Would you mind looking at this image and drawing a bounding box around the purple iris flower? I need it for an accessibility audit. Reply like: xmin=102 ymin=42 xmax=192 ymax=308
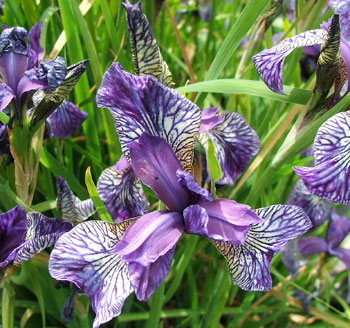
xmin=198 ymin=107 xmax=260 ymax=185
xmin=0 ymin=205 xmax=72 ymax=269
xmin=253 ymin=15 xmax=350 ymax=96
xmin=49 ymin=133 xmax=312 ymax=327
xmin=299 ymin=212 xmax=350 ymax=270
xmin=0 ymin=23 xmax=46 ymax=112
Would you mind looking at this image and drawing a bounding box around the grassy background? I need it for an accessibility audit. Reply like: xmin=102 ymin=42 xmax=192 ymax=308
xmin=1 ymin=0 xmax=350 ymax=327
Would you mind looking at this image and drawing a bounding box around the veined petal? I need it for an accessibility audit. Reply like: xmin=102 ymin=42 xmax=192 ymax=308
xmin=197 ymin=199 xmax=262 ymax=244
xmin=213 ymin=205 xmax=312 ymax=291
xmin=253 ymin=29 xmax=327 ymax=94
xmin=128 ymin=247 xmax=175 ymax=301
xmin=114 ymin=210 xmax=183 ymax=266
xmin=0 ymin=205 xmax=26 ymax=265
xmin=331 ymin=0 xmax=350 ymax=40
xmin=199 ymin=110 xmax=260 ymax=185
xmin=96 ymin=63 xmax=201 ymax=172
xmin=97 ymin=158 xmax=148 ymax=222
xmin=0 ymin=26 xmax=27 ymax=55
xmin=56 ymin=176 xmax=96 ymax=223
xmin=298 ymin=237 xmax=328 ymax=255
xmin=287 ymin=180 xmax=333 ymax=227
xmin=129 ymin=134 xmax=189 ymax=212
xmin=123 ymin=1 xmax=173 ymax=87
xmin=0 ymin=83 xmax=14 ymax=111
xmin=326 ymin=212 xmax=350 ymax=249
xmin=47 ymin=100 xmax=87 ymax=138
xmin=294 ymin=111 xmax=350 ymax=204
xmin=49 ymin=220 xmax=134 ymax=328
xmin=10 ymin=212 xmax=73 ymax=265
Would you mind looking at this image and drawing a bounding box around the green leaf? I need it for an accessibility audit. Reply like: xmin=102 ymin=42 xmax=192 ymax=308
xmin=85 ymin=166 xmax=113 ymax=222
xmin=176 ymin=79 xmax=312 ymax=105
xmin=0 ymin=111 xmax=10 ymax=124
xmin=146 ymin=282 xmax=165 ymax=328
xmin=40 ymin=6 xmax=59 ymax=52
xmin=30 ymin=265 xmax=46 ymax=328
xmin=206 ymin=137 xmax=222 ymax=183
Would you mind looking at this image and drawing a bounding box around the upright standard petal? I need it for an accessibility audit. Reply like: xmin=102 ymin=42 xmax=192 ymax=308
xmin=199 ymin=110 xmax=260 ymax=185
xmin=331 ymin=0 xmax=350 ymax=40
xmin=114 ymin=210 xmax=183 ymax=266
xmin=5 ymin=212 xmax=73 ymax=266
xmin=129 ymin=134 xmax=189 ymax=211
xmin=213 ymin=205 xmax=312 ymax=291
xmin=123 ymin=1 xmax=174 ymax=87
xmin=47 ymin=100 xmax=87 ymax=138
xmin=96 ymin=63 xmax=201 ymax=172
xmin=49 ymin=220 xmax=134 ymax=328
xmin=287 ymin=180 xmax=333 ymax=227
xmin=326 ymin=213 xmax=350 ymax=249
xmin=0 ymin=205 xmax=26 ymax=265
xmin=253 ymin=29 xmax=327 ymax=93
xmin=56 ymin=176 xmax=96 ymax=223
xmin=97 ymin=158 xmax=148 ymax=222
xmin=294 ymin=111 xmax=350 ymax=204
xmin=28 ymin=22 xmax=44 ymax=64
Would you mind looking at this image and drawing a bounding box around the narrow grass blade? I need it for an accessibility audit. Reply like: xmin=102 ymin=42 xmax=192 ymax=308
xmin=146 ymin=282 xmax=165 ymax=328
xmin=85 ymin=166 xmax=113 ymax=222
xmin=2 ymin=279 xmax=15 ymax=328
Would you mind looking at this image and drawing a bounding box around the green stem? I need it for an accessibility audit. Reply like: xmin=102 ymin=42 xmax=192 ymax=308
xmin=145 ymin=282 xmax=165 ymax=328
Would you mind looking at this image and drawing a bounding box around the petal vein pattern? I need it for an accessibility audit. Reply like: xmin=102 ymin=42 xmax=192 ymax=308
xmin=49 ymin=220 xmax=134 ymax=328
xmin=96 ymin=63 xmax=201 ymax=172
xmin=294 ymin=111 xmax=350 ymax=203
xmin=212 ymin=205 xmax=311 ymax=291
xmin=253 ymin=30 xmax=327 ymax=94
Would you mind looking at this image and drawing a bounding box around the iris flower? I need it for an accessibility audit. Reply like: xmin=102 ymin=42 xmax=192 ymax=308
xmin=48 ymin=58 xmax=312 ymax=328
xmin=0 ymin=23 xmax=87 ymax=137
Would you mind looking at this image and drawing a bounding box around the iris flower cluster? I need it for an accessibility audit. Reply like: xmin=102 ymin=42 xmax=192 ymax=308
xmin=0 ymin=2 xmax=315 ymax=327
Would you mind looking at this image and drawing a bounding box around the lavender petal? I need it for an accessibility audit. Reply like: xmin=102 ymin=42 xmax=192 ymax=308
xmin=96 ymin=63 xmax=201 ymax=172
xmin=253 ymin=29 xmax=327 ymax=94
xmin=49 ymin=220 xmax=134 ymax=328
xmin=0 ymin=82 xmax=14 ymax=111
xmin=97 ymin=159 xmax=148 ymax=222
xmin=298 ymin=237 xmax=328 ymax=255
xmin=47 ymin=100 xmax=87 ymax=138
xmin=213 ymin=205 xmax=312 ymax=291
xmin=294 ymin=111 xmax=350 ymax=204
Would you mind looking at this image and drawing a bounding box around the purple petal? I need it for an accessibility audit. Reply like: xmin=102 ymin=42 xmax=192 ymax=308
xmin=189 ymin=199 xmax=262 ymax=244
xmin=56 ymin=176 xmax=96 ymax=223
xmin=0 ymin=26 xmax=27 ymax=55
xmin=129 ymin=134 xmax=189 ymax=212
xmin=330 ymin=247 xmax=350 ymax=269
xmin=287 ymin=180 xmax=333 ymax=227
xmin=182 ymin=205 xmax=209 ymax=236
xmin=198 ymin=0 xmax=212 ymax=22
xmin=176 ymin=169 xmax=212 ymax=203
xmin=7 ymin=212 xmax=73 ymax=266
xmin=40 ymin=57 xmax=67 ymax=92
xmin=17 ymin=66 xmax=48 ymax=99
xmin=298 ymin=237 xmax=328 ymax=255
xmin=253 ymin=29 xmax=327 ymax=94
xmin=28 ymin=22 xmax=44 ymax=64
xmin=331 ymin=0 xmax=350 ymax=40
xmin=294 ymin=111 xmax=350 ymax=204
xmin=0 ymin=52 xmax=29 ymax=94
xmin=128 ymin=247 xmax=175 ymax=301
xmin=49 ymin=220 xmax=134 ymax=328
xmin=326 ymin=212 xmax=350 ymax=249
xmin=0 ymin=205 xmax=26 ymax=264
xmin=115 ymin=210 xmax=183 ymax=266
xmin=47 ymin=100 xmax=87 ymax=138
xmin=199 ymin=107 xmax=222 ymax=133
xmin=0 ymin=83 xmax=14 ymax=111
xmin=122 ymin=1 xmax=173 ymax=87
xmin=199 ymin=111 xmax=260 ymax=185
xmin=213 ymin=205 xmax=312 ymax=291
xmin=96 ymin=63 xmax=201 ymax=172
xmin=97 ymin=160 xmax=148 ymax=222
